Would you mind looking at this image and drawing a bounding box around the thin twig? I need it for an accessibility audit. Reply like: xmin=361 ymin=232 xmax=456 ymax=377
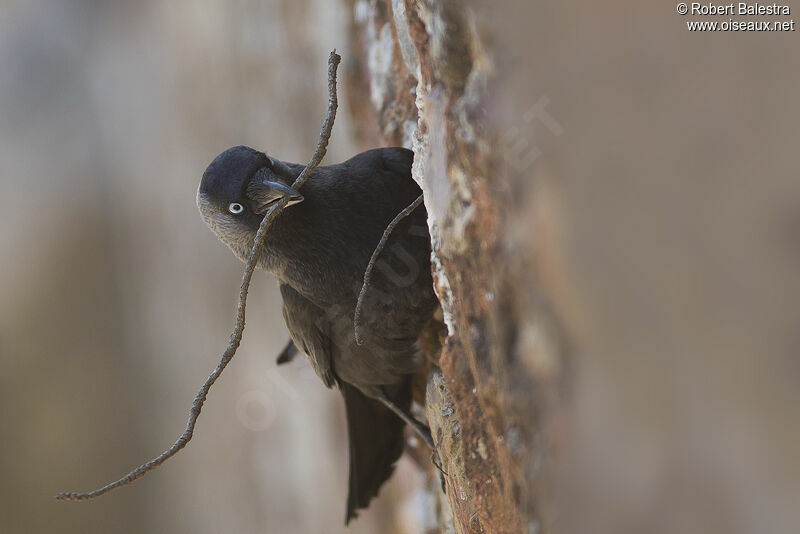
xmin=56 ymin=49 xmax=341 ymax=502
xmin=354 ymin=193 xmax=424 ymax=346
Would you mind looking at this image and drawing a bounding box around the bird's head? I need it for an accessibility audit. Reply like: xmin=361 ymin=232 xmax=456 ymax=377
xmin=197 ymin=145 xmax=304 ymax=263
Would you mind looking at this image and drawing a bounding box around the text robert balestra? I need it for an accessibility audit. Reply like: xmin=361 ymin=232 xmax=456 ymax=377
xmin=690 ymin=3 xmax=791 ymax=15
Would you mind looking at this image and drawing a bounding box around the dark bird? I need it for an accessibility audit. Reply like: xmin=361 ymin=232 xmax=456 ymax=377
xmin=197 ymin=146 xmax=438 ymax=524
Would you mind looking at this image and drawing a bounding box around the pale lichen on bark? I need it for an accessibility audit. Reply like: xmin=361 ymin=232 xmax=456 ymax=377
xmin=344 ymin=1 xmax=565 ymax=532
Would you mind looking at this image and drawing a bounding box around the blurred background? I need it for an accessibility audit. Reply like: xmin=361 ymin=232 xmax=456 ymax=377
xmin=2 ymin=1 xmax=800 ymax=533
xmin=499 ymin=4 xmax=800 ymax=533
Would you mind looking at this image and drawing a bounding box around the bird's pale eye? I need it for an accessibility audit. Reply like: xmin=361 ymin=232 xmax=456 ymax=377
xmin=228 ymin=202 xmax=244 ymax=215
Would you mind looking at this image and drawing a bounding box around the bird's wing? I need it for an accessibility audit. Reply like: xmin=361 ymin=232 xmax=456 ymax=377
xmin=279 ymin=283 xmax=336 ymax=388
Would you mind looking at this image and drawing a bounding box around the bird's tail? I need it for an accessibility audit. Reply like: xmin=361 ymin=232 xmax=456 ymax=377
xmin=341 ymin=379 xmax=411 ymax=525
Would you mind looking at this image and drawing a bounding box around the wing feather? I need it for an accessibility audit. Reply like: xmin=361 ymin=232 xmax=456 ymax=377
xmin=279 ymin=283 xmax=335 ymax=388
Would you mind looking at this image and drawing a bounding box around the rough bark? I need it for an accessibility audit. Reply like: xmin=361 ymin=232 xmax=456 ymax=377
xmin=344 ymin=1 xmax=564 ymax=532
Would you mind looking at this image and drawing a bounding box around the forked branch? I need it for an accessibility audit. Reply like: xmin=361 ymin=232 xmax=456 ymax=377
xmin=56 ymin=50 xmax=341 ymax=502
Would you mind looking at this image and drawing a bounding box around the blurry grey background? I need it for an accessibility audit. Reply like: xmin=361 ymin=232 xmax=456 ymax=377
xmin=0 ymin=1 xmax=427 ymax=533
xmin=491 ymin=3 xmax=800 ymax=533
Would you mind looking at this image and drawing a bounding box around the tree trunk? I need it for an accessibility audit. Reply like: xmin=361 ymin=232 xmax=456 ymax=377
xmin=343 ymin=1 xmax=564 ymax=532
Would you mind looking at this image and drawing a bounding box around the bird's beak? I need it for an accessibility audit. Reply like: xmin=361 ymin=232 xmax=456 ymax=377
xmin=268 ymin=180 xmax=305 ymax=205
xmin=248 ymin=178 xmax=304 ymax=213
xmin=264 ymin=182 xmax=304 ymax=206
